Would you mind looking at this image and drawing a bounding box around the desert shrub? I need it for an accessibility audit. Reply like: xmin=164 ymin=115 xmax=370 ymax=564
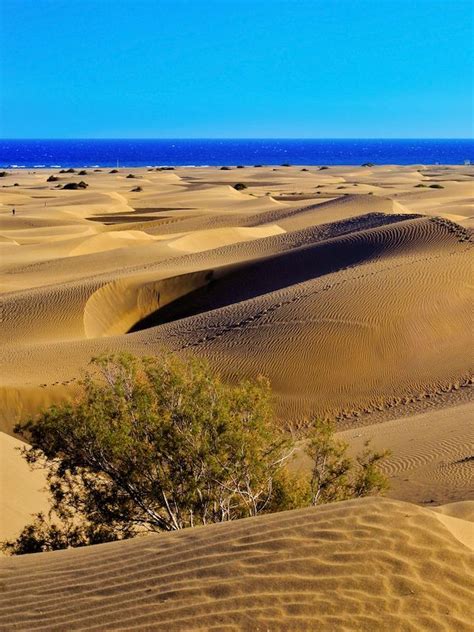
xmin=126 ymin=173 xmax=136 ymax=178
xmin=63 ymin=181 xmax=88 ymax=190
xmin=237 ymin=165 xmax=245 ymax=169
xmin=281 ymin=163 xmax=291 ymax=167
xmin=156 ymin=167 xmax=175 ymax=171
xmin=233 ymin=182 xmax=247 ymax=190
xmin=3 ymin=354 xmax=300 ymax=553
xmin=0 ymin=171 xmax=9 ymax=177
xmin=47 ymin=175 xmax=59 ymax=182
xmin=2 ymin=353 xmax=389 ymax=554
xmin=109 ymin=169 xmax=119 ymax=174
xmin=220 ymin=166 xmax=231 ymax=170
xmin=78 ymin=170 xmax=88 ymax=176
xmin=13 ymin=182 xmax=19 ymax=186
xmin=254 ymin=164 xmax=263 ymax=168
xmin=301 ymin=168 xmax=309 ymax=171
xmin=319 ymin=166 xmax=329 ymax=170
xmin=94 ymin=169 xmax=102 ymax=172
xmin=429 ymin=184 xmax=444 ymax=189
xmin=361 ymin=162 xmax=374 ymax=167
xmin=414 ymin=184 xmax=427 ymax=187
xmin=307 ymin=419 xmax=389 ymax=504
xmin=131 ymin=186 xmax=143 ymax=192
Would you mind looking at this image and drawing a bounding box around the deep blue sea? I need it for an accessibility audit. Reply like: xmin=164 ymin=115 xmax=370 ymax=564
xmin=0 ymin=139 xmax=473 ymax=168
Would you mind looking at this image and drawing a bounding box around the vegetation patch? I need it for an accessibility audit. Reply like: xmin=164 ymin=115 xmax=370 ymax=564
xmin=2 ymin=353 xmax=389 ymax=554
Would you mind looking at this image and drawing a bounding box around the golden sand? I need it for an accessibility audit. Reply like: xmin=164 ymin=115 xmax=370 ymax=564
xmin=0 ymin=165 xmax=472 ymax=629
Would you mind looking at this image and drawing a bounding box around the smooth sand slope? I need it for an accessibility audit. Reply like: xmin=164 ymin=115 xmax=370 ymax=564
xmin=0 ymin=498 xmax=472 ymax=631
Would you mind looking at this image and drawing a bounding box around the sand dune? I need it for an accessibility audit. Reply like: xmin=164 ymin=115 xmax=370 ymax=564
xmin=1 ymin=166 xmax=472 ymax=630
xmin=0 ymin=497 xmax=472 ymax=631
xmin=0 ymin=432 xmax=48 ymax=541
xmin=1 ymin=165 xmax=472 ymax=545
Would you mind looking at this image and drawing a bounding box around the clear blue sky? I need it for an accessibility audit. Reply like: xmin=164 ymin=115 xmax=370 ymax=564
xmin=0 ymin=0 xmax=472 ymax=138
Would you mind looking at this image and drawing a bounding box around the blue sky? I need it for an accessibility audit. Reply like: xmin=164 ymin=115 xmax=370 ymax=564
xmin=0 ymin=0 xmax=472 ymax=138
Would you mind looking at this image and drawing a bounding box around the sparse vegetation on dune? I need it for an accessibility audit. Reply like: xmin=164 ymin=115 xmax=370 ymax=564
xmin=233 ymin=182 xmax=247 ymax=190
xmin=62 ymin=180 xmax=88 ymax=190
xmin=2 ymin=353 xmax=389 ymax=555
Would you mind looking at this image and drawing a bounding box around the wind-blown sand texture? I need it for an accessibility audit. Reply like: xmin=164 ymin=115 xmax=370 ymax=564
xmin=0 ymin=165 xmax=472 ymax=628
xmin=0 ymin=497 xmax=472 ymax=631
xmin=1 ymin=166 xmax=472 ymax=430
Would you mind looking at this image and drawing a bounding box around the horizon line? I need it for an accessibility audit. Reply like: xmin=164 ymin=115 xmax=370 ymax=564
xmin=2 ymin=137 xmax=473 ymax=142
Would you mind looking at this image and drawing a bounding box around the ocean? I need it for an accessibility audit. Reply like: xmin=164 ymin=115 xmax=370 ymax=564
xmin=0 ymin=139 xmax=473 ymax=168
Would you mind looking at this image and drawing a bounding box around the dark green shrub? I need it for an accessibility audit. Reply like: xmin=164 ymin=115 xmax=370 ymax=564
xmin=63 ymin=181 xmax=88 ymax=190
xmin=233 ymin=182 xmax=247 ymax=190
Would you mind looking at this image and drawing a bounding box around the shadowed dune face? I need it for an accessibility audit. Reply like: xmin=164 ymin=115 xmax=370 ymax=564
xmin=0 ymin=497 xmax=472 ymax=631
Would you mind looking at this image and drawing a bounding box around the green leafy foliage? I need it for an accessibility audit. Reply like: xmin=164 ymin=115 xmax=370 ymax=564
xmin=3 ymin=353 xmax=389 ymax=555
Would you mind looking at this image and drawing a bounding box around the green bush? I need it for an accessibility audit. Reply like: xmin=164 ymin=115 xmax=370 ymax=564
xmin=47 ymin=175 xmax=59 ymax=182
xmin=429 ymin=184 xmax=444 ymax=189
xmin=63 ymin=181 xmax=88 ymax=190
xmin=2 ymin=353 xmax=389 ymax=554
xmin=233 ymin=182 xmax=247 ymax=190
